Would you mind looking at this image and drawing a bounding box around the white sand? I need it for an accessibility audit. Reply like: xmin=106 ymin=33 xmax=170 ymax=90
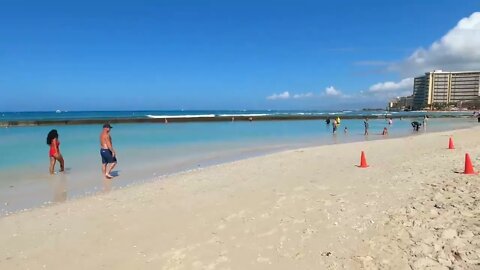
xmin=1 ymin=127 xmax=479 ymax=269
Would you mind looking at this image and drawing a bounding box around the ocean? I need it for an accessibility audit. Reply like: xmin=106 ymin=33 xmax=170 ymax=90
xmin=0 ymin=109 xmax=475 ymax=122
xmin=0 ymin=110 xmax=477 ymax=215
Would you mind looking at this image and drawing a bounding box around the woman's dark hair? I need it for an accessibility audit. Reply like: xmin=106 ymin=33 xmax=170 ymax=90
xmin=46 ymin=129 xmax=59 ymax=145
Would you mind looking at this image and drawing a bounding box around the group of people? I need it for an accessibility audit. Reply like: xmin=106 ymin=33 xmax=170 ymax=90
xmin=326 ymin=116 xmax=390 ymax=136
xmin=45 ymin=114 xmax=456 ymax=176
xmin=325 ymin=115 xmax=434 ymax=135
xmin=46 ymin=123 xmax=118 ymax=178
xmin=364 ymin=117 xmax=390 ymax=136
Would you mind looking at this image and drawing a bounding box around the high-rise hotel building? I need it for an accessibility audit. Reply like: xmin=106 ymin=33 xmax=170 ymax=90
xmin=412 ymin=70 xmax=480 ymax=110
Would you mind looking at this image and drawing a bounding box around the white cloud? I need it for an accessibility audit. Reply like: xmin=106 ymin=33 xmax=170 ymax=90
xmin=267 ymin=91 xmax=315 ymax=100
xmin=391 ymin=12 xmax=480 ymax=76
xmin=368 ymin=77 xmax=413 ymax=94
xmin=324 ymin=86 xmax=351 ymax=98
xmin=267 ymin=91 xmax=290 ymax=100
xmin=293 ymin=92 xmax=313 ymax=99
xmin=324 ymin=86 xmax=341 ymax=96
xmin=361 ymin=12 xmax=480 ymax=101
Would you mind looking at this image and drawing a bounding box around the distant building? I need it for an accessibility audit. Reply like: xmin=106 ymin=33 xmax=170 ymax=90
xmin=388 ymin=95 xmax=413 ymax=111
xmin=412 ymin=70 xmax=480 ymax=110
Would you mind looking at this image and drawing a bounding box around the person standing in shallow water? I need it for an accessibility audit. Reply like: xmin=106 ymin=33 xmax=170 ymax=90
xmin=46 ymin=129 xmax=65 ymax=174
xmin=332 ymin=119 xmax=338 ymax=134
xmin=100 ymin=123 xmax=117 ymax=179
xmin=364 ymin=118 xmax=369 ymax=135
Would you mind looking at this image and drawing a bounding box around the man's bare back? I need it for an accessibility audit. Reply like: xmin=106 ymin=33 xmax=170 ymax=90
xmin=100 ymin=130 xmax=113 ymax=150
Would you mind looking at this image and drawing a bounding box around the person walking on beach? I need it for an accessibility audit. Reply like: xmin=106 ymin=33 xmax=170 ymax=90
xmin=364 ymin=118 xmax=369 ymax=135
xmin=100 ymin=123 xmax=117 ymax=179
xmin=46 ymin=129 xmax=65 ymax=174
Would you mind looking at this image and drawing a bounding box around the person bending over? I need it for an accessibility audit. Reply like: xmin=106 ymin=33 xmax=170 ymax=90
xmin=411 ymin=121 xmax=421 ymax=132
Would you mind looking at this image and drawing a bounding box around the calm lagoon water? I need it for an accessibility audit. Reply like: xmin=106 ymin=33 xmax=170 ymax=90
xmin=0 ymin=117 xmax=476 ymax=215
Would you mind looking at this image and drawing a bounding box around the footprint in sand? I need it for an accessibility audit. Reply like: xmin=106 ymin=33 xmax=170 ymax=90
xmin=216 ymin=223 xmax=226 ymax=230
xmin=323 ymin=200 xmax=333 ymax=206
xmin=225 ymin=210 xmax=246 ymax=222
xmin=257 ymin=255 xmax=272 ymax=264
xmin=161 ymin=248 xmax=187 ymax=269
xmin=257 ymin=228 xmax=278 ymax=238
xmin=274 ymin=195 xmax=287 ymax=209
xmin=315 ymin=184 xmax=329 ymax=191
xmin=294 ymin=186 xmax=305 ymax=192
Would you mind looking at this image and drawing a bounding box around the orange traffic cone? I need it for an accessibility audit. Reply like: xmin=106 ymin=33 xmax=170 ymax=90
xmin=448 ymin=137 xmax=455 ymax=149
xmin=358 ymin=151 xmax=369 ymax=168
xmin=464 ymin=153 xmax=476 ymax=175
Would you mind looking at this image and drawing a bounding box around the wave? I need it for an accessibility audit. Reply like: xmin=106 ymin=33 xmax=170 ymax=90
xmin=146 ymin=114 xmax=216 ymax=119
xmin=218 ymin=114 xmax=270 ymax=117
xmin=370 ymin=113 xmax=392 ymax=116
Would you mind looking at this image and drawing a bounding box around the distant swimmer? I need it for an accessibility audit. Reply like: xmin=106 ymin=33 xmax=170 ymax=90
xmin=344 ymin=126 xmax=348 ymax=134
xmin=46 ymin=129 xmax=65 ymax=174
xmin=249 ymin=117 xmax=253 ymax=122
xmin=325 ymin=118 xmax=331 ymax=125
xmin=388 ymin=118 xmax=393 ymax=125
xmin=364 ymin=118 xmax=369 ymax=135
xmin=382 ymin=127 xmax=388 ymax=136
xmin=100 ymin=123 xmax=117 ymax=179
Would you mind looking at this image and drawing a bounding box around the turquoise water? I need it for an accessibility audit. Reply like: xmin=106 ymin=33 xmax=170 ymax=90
xmin=0 ymin=117 xmax=477 ymax=215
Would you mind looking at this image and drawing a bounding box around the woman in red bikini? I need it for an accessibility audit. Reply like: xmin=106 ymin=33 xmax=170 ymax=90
xmin=46 ymin=129 xmax=65 ymax=174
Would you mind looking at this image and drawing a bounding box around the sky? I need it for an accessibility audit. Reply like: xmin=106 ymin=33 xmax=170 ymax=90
xmin=0 ymin=0 xmax=479 ymax=111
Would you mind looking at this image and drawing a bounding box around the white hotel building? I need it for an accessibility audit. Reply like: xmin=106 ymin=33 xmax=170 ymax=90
xmin=412 ymin=70 xmax=480 ymax=110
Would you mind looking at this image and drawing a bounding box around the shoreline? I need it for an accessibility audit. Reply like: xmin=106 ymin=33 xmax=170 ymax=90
xmin=1 ymin=126 xmax=479 ymax=269
xmin=1 ymin=113 xmax=476 ymax=127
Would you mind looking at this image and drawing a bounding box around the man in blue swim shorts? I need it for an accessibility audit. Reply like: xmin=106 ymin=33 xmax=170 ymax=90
xmin=100 ymin=123 xmax=117 ymax=179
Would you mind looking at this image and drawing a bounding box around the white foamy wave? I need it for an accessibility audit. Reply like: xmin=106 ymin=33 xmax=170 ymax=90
xmin=218 ymin=114 xmax=270 ymax=117
xmin=146 ymin=114 xmax=216 ymax=119
xmin=371 ymin=113 xmax=392 ymax=116
xmin=294 ymin=112 xmax=323 ymax=115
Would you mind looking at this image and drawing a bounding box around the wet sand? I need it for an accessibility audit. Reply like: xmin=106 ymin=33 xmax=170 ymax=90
xmin=0 ymin=126 xmax=479 ymax=269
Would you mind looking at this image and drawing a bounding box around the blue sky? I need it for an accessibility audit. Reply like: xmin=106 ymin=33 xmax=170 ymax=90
xmin=0 ymin=0 xmax=479 ymax=111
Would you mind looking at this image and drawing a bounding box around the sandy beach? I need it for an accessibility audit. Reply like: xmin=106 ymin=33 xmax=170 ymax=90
xmin=1 ymin=127 xmax=479 ymax=269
